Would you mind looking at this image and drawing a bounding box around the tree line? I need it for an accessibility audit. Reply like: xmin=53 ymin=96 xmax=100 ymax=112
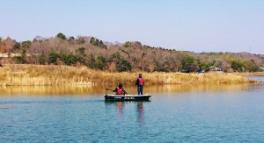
xmin=0 ymin=33 xmax=263 ymax=72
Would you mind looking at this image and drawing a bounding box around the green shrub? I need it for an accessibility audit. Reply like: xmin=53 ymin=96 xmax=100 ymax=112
xmin=90 ymin=37 xmax=107 ymax=48
xmin=38 ymin=53 xmax=47 ymax=65
xmin=48 ymin=52 xmax=60 ymax=64
xmin=95 ymin=56 xmax=107 ymax=70
xmin=116 ymin=59 xmax=132 ymax=72
xmin=87 ymin=54 xmax=96 ymax=68
xmin=56 ymin=33 xmax=66 ymax=40
xmin=243 ymin=60 xmax=260 ymax=72
xmin=181 ymin=55 xmax=199 ymax=72
xmin=124 ymin=41 xmax=132 ymax=48
xmin=61 ymin=54 xmax=79 ymax=65
xmin=231 ymin=60 xmax=244 ymax=72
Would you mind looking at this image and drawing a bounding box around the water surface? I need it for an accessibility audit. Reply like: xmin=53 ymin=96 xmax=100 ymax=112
xmin=0 ymin=82 xmax=264 ymax=143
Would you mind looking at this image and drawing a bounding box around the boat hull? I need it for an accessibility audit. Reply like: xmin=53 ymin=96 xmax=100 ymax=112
xmin=105 ymin=95 xmax=151 ymax=101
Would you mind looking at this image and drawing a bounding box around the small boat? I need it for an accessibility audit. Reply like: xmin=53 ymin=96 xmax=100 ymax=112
xmin=105 ymin=94 xmax=151 ymax=101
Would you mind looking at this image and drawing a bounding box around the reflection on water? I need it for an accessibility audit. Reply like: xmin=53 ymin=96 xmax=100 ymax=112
xmin=0 ymin=83 xmax=255 ymax=96
xmin=0 ymin=86 xmax=105 ymax=96
xmin=136 ymin=102 xmax=144 ymax=124
xmin=117 ymin=102 xmax=124 ymax=115
xmin=105 ymin=101 xmax=145 ymax=125
xmin=105 ymin=102 xmax=125 ymax=119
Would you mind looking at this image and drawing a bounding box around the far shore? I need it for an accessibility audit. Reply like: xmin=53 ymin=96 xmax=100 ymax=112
xmin=0 ymin=64 xmax=258 ymax=87
xmin=238 ymin=72 xmax=264 ymax=76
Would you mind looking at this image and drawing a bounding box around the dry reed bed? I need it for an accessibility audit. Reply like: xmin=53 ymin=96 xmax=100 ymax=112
xmin=0 ymin=64 xmax=253 ymax=86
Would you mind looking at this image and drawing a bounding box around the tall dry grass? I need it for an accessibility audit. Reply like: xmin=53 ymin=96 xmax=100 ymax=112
xmin=0 ymin=64 xmax=253 ymax=87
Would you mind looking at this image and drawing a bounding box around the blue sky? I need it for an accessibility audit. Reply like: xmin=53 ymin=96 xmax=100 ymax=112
xmin=0 ymin=0 xmax=263 ymax=53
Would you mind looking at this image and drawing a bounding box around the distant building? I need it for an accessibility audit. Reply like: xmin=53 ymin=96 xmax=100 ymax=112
xmin=0 ymin=53 xmax=31 ymax=58
xmin=209 ymin=66 xmax=222 ymax=72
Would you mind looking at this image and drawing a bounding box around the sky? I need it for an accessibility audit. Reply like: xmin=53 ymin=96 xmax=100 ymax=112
xmin=0 ymin=0 xmax=264 ymax=54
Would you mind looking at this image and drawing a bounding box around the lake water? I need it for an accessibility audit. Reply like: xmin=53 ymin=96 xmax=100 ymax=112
xmin=0 ymin=79 xmax=264 ymax=143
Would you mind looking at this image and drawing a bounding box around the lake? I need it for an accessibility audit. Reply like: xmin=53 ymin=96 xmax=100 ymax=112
xmin=0 ymin=79 xmax=264 ymax=143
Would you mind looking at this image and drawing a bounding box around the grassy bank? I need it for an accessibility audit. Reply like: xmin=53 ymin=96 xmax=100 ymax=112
xmin=0 ymin=64 xmax=254 ymax=87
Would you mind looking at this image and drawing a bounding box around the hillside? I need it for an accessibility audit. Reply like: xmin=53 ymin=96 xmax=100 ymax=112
xmin=0 ymin=33 xmax=264 ymax=73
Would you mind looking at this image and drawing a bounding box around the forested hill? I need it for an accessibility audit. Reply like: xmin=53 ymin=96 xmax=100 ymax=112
xmin=0 ymin=33 xmax=264 ymax=72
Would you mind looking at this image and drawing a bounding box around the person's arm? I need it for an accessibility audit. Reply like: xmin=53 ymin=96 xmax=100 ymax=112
xmin=123 ymin=89 xmax=128 ymax=95
xmin=113 ymin=88 xmax=117 ymax=92
xmin=135 ymin=79 xmax=139 ymax=86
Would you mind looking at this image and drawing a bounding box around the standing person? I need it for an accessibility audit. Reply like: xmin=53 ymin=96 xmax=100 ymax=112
xmin=136 ymin=74 xmax=144 ymax=95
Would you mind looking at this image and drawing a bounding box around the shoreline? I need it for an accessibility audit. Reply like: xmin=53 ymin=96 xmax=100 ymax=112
xmin=238 ymin=72 xmax=264 ymax=76
xmin=0 ymin=83 xmax=258 ymax=96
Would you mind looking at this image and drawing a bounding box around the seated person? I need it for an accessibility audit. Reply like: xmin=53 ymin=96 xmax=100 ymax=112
xmin=113 ymin=83 xmax=127 ymax=96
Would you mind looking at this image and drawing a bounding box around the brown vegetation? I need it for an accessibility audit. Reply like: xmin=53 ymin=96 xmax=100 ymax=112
xmin=0 ymin=33 xmax=264 ymax=73
xmin=0 ymin=64 xmax=253 ymax=87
